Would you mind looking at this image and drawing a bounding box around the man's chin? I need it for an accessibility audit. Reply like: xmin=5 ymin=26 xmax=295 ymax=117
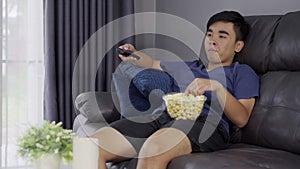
xmin=207 ymin=54 xmax=221 ymax=62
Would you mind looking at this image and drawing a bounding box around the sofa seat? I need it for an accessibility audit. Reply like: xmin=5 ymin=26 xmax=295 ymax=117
xmin=108 ymin=144 xmax=300 ymax=169
xmin=168 ymin=144 xmax=300 ymax=169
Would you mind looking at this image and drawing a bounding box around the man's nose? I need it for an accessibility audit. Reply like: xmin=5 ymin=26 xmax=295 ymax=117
xmin=207 ymin=36 xmax=217 ymax=45
xmin=208 ymin=38 xmax=217 ymax=46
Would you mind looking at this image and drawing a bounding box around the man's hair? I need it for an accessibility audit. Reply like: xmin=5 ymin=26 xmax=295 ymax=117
xmin=207 ymin=11 xmax=249 ymax=42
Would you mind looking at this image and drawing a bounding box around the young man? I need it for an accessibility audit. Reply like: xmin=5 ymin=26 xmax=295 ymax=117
xmin=91 ymin=11 xmax=259 ymax=169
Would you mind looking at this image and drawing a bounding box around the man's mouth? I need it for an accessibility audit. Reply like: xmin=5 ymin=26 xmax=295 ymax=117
xmin=208 ymin=48 xmax=218 ymax=52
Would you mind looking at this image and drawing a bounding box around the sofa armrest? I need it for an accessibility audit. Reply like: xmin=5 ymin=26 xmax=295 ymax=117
xmin=75 ymin=91 xmax=120 ymax=123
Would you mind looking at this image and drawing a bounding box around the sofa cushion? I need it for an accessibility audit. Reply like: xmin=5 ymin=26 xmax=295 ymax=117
xmin=269 ymin=11 xmax=300 ymax=71
xmin=73 ymin=114 xmax=109 ymax=137
xmin=236 ymin=15 xmax=280 ymax=74
xmin=237 ymin=11 xmax=300 ymax=74
xmin=74 ymin=91 xmax=120 ymax=123
xmin=241 ymin=71 xmax=300 ymax=154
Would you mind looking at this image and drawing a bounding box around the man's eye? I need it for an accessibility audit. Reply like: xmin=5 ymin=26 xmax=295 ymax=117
xmin=206 ymin=33 xmax=212 ymax=37
xmin=219 ymin=35 xmax=226 ymax=39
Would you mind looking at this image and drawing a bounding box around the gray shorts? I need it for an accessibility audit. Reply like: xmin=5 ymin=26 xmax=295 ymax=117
xmin=110 ymin=111 xmax=229 ymax=152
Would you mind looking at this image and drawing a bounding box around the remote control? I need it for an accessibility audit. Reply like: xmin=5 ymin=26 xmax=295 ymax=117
xmin=116 ymin=48 xmax=140 ymax=60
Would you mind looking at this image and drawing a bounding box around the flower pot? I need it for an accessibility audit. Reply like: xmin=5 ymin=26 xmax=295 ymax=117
xmin=34 ymin=154 xmax=61 ymax=169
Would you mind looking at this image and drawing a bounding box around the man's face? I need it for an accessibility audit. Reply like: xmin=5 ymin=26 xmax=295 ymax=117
xmin=204 ymin=21 xmax=244 ymax=65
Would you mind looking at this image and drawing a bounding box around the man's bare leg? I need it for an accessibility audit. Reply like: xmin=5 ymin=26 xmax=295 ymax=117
xmin=136 ymin=128 xmax=192 ymax=169
xmin=90 ymin=127 xmax=137 ymax=169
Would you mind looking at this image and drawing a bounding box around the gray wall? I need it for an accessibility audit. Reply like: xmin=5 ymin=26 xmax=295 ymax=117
xmin=134 ymin=0 xmax=156 ymax=51
xmin=156 ymin=0 xmax=300 ymax=32
xmin=134 ymin=0 xmax=300 ymax=60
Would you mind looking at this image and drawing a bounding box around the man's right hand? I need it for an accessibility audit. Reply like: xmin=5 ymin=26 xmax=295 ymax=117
xmin=117 ymin=43 xmax=163 ymax=71
xmin=118 ymin=44 xmax=138 ymax=61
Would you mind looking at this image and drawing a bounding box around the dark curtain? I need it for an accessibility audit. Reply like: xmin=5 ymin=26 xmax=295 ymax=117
xmin=44 ymin=0 xmax=135 ymax=129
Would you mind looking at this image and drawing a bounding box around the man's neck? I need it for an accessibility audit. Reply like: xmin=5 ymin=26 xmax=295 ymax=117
xmin=207 ymin=62 xmax=232 ymax=71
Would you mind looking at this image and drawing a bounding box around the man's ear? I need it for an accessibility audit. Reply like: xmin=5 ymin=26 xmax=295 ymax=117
xmin=235 ymin=41 xmax=244 ymax=53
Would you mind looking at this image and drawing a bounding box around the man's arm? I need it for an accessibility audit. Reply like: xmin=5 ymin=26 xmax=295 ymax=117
xmin=118 ymin=44 xmax=162 ymax=70
xmin=184 ymin=78 xmax=255 ymax=128
xmin=214 ymin=84 xmax=255 ymax=128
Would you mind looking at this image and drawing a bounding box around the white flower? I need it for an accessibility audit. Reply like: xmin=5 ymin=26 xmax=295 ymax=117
xmin=36 ymin=143 xmax=44 ymax=148
xmin=17 ymin=121 xmax=74 ymax=163
xmin=55 ymin=137 xmax=60 ymax=142
xmin=56 ymin=122 xmax=63 ymax=127
xmin=30 ymin=130 xmax=36 ymax=135
xmin=63 ymin=129 xmax=72 ymax=134
xmin=57 ymin=132 xmax=63 ymax=137
xmin=62 ymin=135 xmax=71 ymax=139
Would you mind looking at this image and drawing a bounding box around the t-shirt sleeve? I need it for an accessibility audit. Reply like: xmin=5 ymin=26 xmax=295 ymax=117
xmin=234 ymin=65 xmax=260 ymax=100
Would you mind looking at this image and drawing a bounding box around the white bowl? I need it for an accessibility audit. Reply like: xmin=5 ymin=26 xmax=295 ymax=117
xmin=163 ymin=93 xmax=206 ymax=120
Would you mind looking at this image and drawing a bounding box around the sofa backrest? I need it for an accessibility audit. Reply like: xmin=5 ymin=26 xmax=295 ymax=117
xmin=237 ymin=11 xmax=300 ymax=73
xmin=236 ymin=11 xmax=300 ymax=154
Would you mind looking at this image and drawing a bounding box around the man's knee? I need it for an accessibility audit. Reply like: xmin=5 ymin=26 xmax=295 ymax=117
xmin=90 ymin=126 xmax=137 ymax=159
xmin=139 ymin=138 xmax=167 ymax=158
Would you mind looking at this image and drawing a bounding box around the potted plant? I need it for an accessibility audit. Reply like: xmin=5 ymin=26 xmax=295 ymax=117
xmin=17 ymin=121 xmax=74 ymax=169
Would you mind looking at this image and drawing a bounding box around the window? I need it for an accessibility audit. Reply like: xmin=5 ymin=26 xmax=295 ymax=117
xmin=1 ymin=0 xmax=44 ymax=168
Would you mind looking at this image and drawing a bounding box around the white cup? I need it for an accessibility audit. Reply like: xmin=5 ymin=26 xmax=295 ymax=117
xmin=72 ymin=137 xmax=99 ymax=169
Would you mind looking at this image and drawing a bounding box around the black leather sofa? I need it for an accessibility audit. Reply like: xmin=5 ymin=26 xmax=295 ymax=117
xmin=73 ymin=11 xmax=300 ymax=169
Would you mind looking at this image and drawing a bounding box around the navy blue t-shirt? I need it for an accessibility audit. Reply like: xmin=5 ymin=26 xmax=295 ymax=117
xmin=160 ymin=60 xmax=260 ymax=133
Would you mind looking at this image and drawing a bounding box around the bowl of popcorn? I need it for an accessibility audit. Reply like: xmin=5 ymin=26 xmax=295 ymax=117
xmin=163 ymin=93 xmax=206 ymax=120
